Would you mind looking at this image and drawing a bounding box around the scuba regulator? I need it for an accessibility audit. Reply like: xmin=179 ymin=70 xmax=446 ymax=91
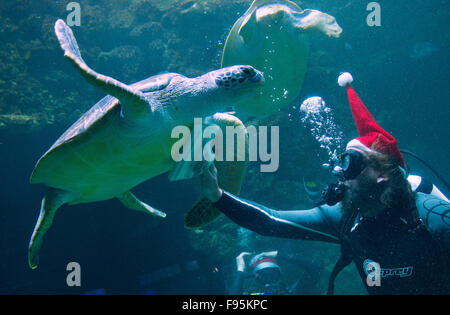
xmin=315 ymin=181 xmax=346 ymax=207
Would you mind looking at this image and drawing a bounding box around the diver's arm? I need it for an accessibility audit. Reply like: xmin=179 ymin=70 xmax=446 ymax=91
xmin=228 ymin=271 xmax=246 ymax=295
xmin=228 ymin=252 xmax=251 ymax=294
xmin=215 ymin=190 xmax=342 ymax=243
xmin=200 ymin=163 xmax=342 ymax=242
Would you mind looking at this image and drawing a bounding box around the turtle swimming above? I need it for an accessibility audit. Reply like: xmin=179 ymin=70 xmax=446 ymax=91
xmin=222 ymin=0 xmax=342 ymax=121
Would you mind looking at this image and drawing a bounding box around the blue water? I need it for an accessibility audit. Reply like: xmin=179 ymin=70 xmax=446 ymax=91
xmin=0 ymin=0 xmax=449 ymax=294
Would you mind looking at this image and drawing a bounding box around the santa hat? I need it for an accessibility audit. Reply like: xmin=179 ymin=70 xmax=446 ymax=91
xmin=338 ymin=73 xmax=406 ymax=170
xmin=250 ymin=256 xmax=281 ymax=274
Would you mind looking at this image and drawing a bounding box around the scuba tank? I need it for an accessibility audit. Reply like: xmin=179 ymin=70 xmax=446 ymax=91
xmin=401 ymin=150 xmax=449 ymax=202
xmin=407 ymin=175 xmax=449 ymax=202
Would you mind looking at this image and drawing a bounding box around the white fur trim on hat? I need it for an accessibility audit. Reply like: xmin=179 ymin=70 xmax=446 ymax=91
xmin=253 ymin=262 xmax=280 ymax=274
xmin=347 ymin=139 xmax=408 ymax=178
xmin=338 ymin=72 xmax=353 ymax=87
xmin=346 ymin=139 xmax=374 ymax=154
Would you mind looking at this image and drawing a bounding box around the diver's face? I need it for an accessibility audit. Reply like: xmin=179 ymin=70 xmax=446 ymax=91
xmin=342 ymin=164 xmax=387 ymax=218
xmin=255 ymin=268 xmax=281 ymax=286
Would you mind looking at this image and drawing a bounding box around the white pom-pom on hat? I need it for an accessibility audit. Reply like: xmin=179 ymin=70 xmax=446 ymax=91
xmin=338 ymin=72 xmax=353 ymax=87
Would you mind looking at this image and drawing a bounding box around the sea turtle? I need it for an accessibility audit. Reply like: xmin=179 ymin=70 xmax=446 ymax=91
xmin=222 ymin=0 xmax=342 ymax=120
xmin=28 ymin=19 xmax=264 ymax=269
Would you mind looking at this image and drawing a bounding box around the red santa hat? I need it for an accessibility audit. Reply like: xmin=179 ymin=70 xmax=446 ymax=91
xmin=338 ymin=73 xmax=406 ymax=170
xmin=250 ymin=256 xmax=280 ymax=274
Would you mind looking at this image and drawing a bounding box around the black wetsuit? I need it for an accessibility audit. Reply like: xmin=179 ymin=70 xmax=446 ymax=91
xmin=214 ymin=192 xmax=450 ymax=294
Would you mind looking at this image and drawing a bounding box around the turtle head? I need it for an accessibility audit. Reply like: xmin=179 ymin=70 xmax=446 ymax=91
xmin=213 ymin=65 xmax=264 ymax=89
xmin=199 ymin=65 xmax=265 ymax=113
xmin=162 ymin=65 xmax=264 ymax=123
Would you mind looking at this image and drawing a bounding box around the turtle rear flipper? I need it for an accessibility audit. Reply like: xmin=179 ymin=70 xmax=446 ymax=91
xmin=185 ymin=197 xmax=222 ymax=229
xmin=29 ymin=189 xmax=73 ymax=269
xmin=117 ymin=191 xmax=166 ymax=218
xmin=185 ymin=113 xmax=248 ymax=228
xmin=54 ymin=19 xmax=150 ymax=120
xmin=169 ymin=118 xmax=218 ymax=182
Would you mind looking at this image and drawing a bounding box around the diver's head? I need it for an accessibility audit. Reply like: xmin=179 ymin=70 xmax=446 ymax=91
xmin=337 ymin=72 xmax=406 ymax=171
xmin=337 ymin=148 xmax=415 ymax=218
xmin=336 ymin=149 xmax=387 ymax=217
xmin=335 ymin=72 xmax=412 ymax=217
xmin=250 ymin=254 xmax=281 ymax=285
xmin=332 ymin=149 xmax=368 ymax=181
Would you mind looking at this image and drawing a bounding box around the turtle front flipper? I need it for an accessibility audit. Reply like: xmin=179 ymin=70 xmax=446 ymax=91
xmin=54 ymin=19 xmax=151 ymax=120
xmin=29 ymin=189 xmax=73 ymax=269
xmin=185 ymin=113 xmax=248 ymax=228
xmin=117 ymin=191 xmax=166 ymax=218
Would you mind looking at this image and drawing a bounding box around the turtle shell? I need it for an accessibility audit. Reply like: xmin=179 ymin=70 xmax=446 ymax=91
xmin=221 ymin=0 xmax=306 ymax=120
xmin=30 ymin=72 xmax=180 ymax=183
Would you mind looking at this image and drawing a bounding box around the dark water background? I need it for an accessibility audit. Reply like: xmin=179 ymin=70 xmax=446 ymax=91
xmin=0 ymin=0 xmax=449 ymax=294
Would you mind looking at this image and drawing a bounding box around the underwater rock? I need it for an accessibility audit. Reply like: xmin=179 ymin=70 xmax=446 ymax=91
xmin=148 ymin=39 xmax=166 ymax=57
xmin=97 ymin=45 xmax=144 ymax=80
xmin=130 ymin=21 xmax=163 ymax=39
xmin=0 ymin=113 xmax=42 ymax=132
xmin=0 ymin=0 xmax=254 ymax=133
xmin=161 ymin=1 xmax=216 ymax=28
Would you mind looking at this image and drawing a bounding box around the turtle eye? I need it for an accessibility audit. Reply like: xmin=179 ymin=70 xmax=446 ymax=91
xmin=242 ymin=67 xmax=256 ymax=78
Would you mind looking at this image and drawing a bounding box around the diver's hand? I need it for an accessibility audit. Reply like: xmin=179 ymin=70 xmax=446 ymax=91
xmin=236 ymin=252 xmax=252 ymax=272
xmin=200 ymin=163 xmax=223 ymax=202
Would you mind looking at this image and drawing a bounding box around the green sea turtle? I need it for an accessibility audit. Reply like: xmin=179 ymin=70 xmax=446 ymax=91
xmin=222 ymin=0 xmax=342 ymax=120
xmin=28 ymin=19 xmax=264 ymax=269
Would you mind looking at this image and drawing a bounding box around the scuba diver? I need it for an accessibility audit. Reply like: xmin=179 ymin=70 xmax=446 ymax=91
xmin=228 ymin=250 xmax=322 ymax=295
xmin=200 ymin=73 xmax=450 ymax=295
xmin=229 ymin=251 xmax=282 ymax=295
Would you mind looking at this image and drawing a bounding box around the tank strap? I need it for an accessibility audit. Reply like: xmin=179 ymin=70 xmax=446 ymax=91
xmin=326 ymin=242 xmax=353 ymax=295
xmin=327 ymin=209 xmax=358 ymax=295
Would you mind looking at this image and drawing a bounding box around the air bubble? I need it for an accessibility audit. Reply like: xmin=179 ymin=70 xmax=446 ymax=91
xmin=299 ymin=97 xmax=344 ymax=165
